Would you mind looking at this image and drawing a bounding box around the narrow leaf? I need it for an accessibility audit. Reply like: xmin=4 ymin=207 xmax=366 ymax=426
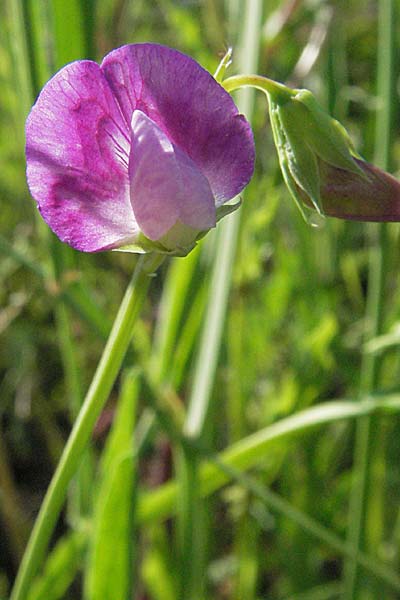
xmin=84 ymin=369 xmax=140 ymax=600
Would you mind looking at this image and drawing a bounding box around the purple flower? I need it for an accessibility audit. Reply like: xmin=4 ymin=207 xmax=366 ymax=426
xmin=26 ymin=44 xmax=255 ymax=254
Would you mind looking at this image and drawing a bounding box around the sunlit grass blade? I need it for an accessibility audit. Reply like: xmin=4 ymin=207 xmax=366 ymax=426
xmin=10 ymin=255 xmax=162 ymax=600
xmin=27 ymin=532 xmax=86 ymax=600
xmin=51 ymin=0 xmax=86 ymax=65
xmin=168 ymin=282 xmax=207 ymax=388
xmin=151 ymin=246 xmax=201 ymax=382
xmin=138 ymin=396 xmax=400 ymax=522
xmin=84 ymin=368 xmax=140 ymax=600
xmin=234 ymin=516 xmax=260 ymax=600
xmin=142 ymin=526 xmax=178 ymax=600
xmin=5 ymin=0 xmax=34 ymax=122
xmin=135 ymin=398 xmax=400 ymax=590
xmin=176 ymin=2 xmax=263 ymax=597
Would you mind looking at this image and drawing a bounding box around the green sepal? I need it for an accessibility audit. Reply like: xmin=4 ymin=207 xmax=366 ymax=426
xmin=268 ymin=97 xmax=322 ymax=215
xmin=216 ymin=198 xmax=242 ymax=221
xmin=114 ymin=201 xmax=243 ymax=257
xmin=113 ymin=233 xmax=167 ymax=255
xmin=214 ymin=47 xmax=233 ymax=83
xmin=114 ymin=231 xmax=197 ymax=258
xmin=284 ymin=90 xmax=367 ymax=178
xmin=115 ymin=225 xmax=206 ymax=258
xmin=267 ymin=85 xmax=374 ymax=220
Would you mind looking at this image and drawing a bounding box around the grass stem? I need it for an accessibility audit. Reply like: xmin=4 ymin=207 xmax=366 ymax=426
xmin=10 ymin=254 xmax=162 ymax=600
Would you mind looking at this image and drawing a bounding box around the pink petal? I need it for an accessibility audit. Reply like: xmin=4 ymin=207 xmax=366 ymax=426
xmin=129 ymin=110 xmax=216 ymax=240
xmin=101 ymin=44 xmax=255 ymax=206
xmin=26 ymin=60 xmax=137 ymax=252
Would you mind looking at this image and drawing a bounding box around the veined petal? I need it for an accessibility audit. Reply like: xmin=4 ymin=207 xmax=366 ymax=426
xmin=317 ymin=158 xmax=400 ymax=221
xmin=129 ymin=110 xmax=215 ymax=240
xmin=26 ymin=60 xmax=137 ymax=252
xmin=101 ymin=44 xmax=255 ymax=206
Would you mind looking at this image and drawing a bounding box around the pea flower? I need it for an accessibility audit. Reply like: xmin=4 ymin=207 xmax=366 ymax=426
xmin=26 ymin=44 xmax=255 ymax=255
xmin=268 ymin=87 xmax=400 ymax=221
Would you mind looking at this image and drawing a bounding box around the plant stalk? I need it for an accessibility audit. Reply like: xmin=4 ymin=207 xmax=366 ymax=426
xmin=177 ymin=2 xmax=263 ymax=598
xmin=11 ymin=254 xmax=162 ymax=600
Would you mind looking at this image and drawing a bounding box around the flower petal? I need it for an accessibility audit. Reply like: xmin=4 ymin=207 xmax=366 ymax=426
xmin=129 ymin=110 xmax=216 ymax=240
xmin=26 ymin=60 xmax=137 ymax=252
xmin=101 ymin=44 xmax=255 ymax=205
xmin=315 ymin=158 xmax=400 ymax=221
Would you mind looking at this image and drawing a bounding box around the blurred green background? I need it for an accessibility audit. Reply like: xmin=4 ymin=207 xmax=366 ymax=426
xmin=1 ymin=1 xmax=400 ymax=599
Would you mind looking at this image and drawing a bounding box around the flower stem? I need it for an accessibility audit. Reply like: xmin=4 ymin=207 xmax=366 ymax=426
xmin=10 ymin=253 xmax=163 ymax=600
xmin=222 ymin=74 xmax=296 ymax=103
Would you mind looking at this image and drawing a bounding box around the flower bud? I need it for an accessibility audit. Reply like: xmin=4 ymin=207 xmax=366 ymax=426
xmin=302 ymin=157 xmax=400 ymax=221
xmin=268 ymin=87 xmax=400 ymax=221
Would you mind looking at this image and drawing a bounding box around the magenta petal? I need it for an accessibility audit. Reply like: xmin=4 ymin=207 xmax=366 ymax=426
xmin=26 ymin=60 xmax=137 ymax=252
xmin=129 ymin=110 xmax=216 ymax=240
xmin=101 ymin=44 xmax=255 ymax=205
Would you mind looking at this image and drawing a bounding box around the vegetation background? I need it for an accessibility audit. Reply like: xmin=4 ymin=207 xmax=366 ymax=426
xmin=1 ymin=0 xmax=400 ymax=599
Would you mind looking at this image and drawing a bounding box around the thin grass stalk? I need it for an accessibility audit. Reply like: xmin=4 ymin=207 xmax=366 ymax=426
xmin=148 ymin=249 xmax=206 ymax=598
xmin=50 ymin=240 xmax=93 ymax=522
xmin=227 ymin=2 xmax=265 ymax=593
xmin=25 ymin=0 xmax=94 ymax=524
xmin=176 ymin=2 xmax=263 ymax=597
xmin=138 ymin=397 xmax=400 ymax=522
xmin=343 ymin=0 xmax=395 ymax=597
xmin=10 ymin=254 xmax=162 ymax=600
xmin=228 ymin=298 xmax=260 ymax=598
xmin=5 ymin=0 xmax=34 ymax=130
xmin=134 ymin=397 xmax=400 ymax=591
xmin=151 ymin=246 xmax=201 ymax=382
xmin=209 ymin=459 xmax=400 ymax=593
xmin=7 ymin=0 xmax=91 ymax=526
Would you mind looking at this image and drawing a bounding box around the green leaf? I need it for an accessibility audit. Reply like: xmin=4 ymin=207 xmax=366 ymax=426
xmin=84 ymin=369 xmax=140 ymax=600
xmin=27 ymin=532 xmax=85 ymax=600
xmin=216 ymin=199 xmax=242 ymax=222
xmin=51 ymin=0 xmax=86 ymax=67
xmin=142 ymin=526 xmax=178 ymax=600
xmin=137 ymin=396 xmax=400 ymax=524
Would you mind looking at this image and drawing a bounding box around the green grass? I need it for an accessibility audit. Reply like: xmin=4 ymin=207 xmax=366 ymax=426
xmin=1 ymin=1 xmax=400 ymax=599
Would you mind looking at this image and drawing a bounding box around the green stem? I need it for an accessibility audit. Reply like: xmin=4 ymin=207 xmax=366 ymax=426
xmin=50 ymin=240 xmax=91 ymax=522
xmin=178 ymin=3 xmax=263 ymax=597
xmin=10 ymin=253 xmax=163 ymax=600
xmin=222 ymin=74 xmax=296 ymax=103
xmin=177 ymin=446 xmax=201 ymax=600
xmin=343 ymin=0 xmax=394 ymax=597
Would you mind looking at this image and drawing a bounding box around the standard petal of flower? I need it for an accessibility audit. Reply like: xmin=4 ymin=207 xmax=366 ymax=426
xmin=129 ymin=110 xmax=216 ymax=240
xmin=26 ymin=60 xmax=138 ymax=252
xmin=101 ymin=43 xmax=255 ymax=205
